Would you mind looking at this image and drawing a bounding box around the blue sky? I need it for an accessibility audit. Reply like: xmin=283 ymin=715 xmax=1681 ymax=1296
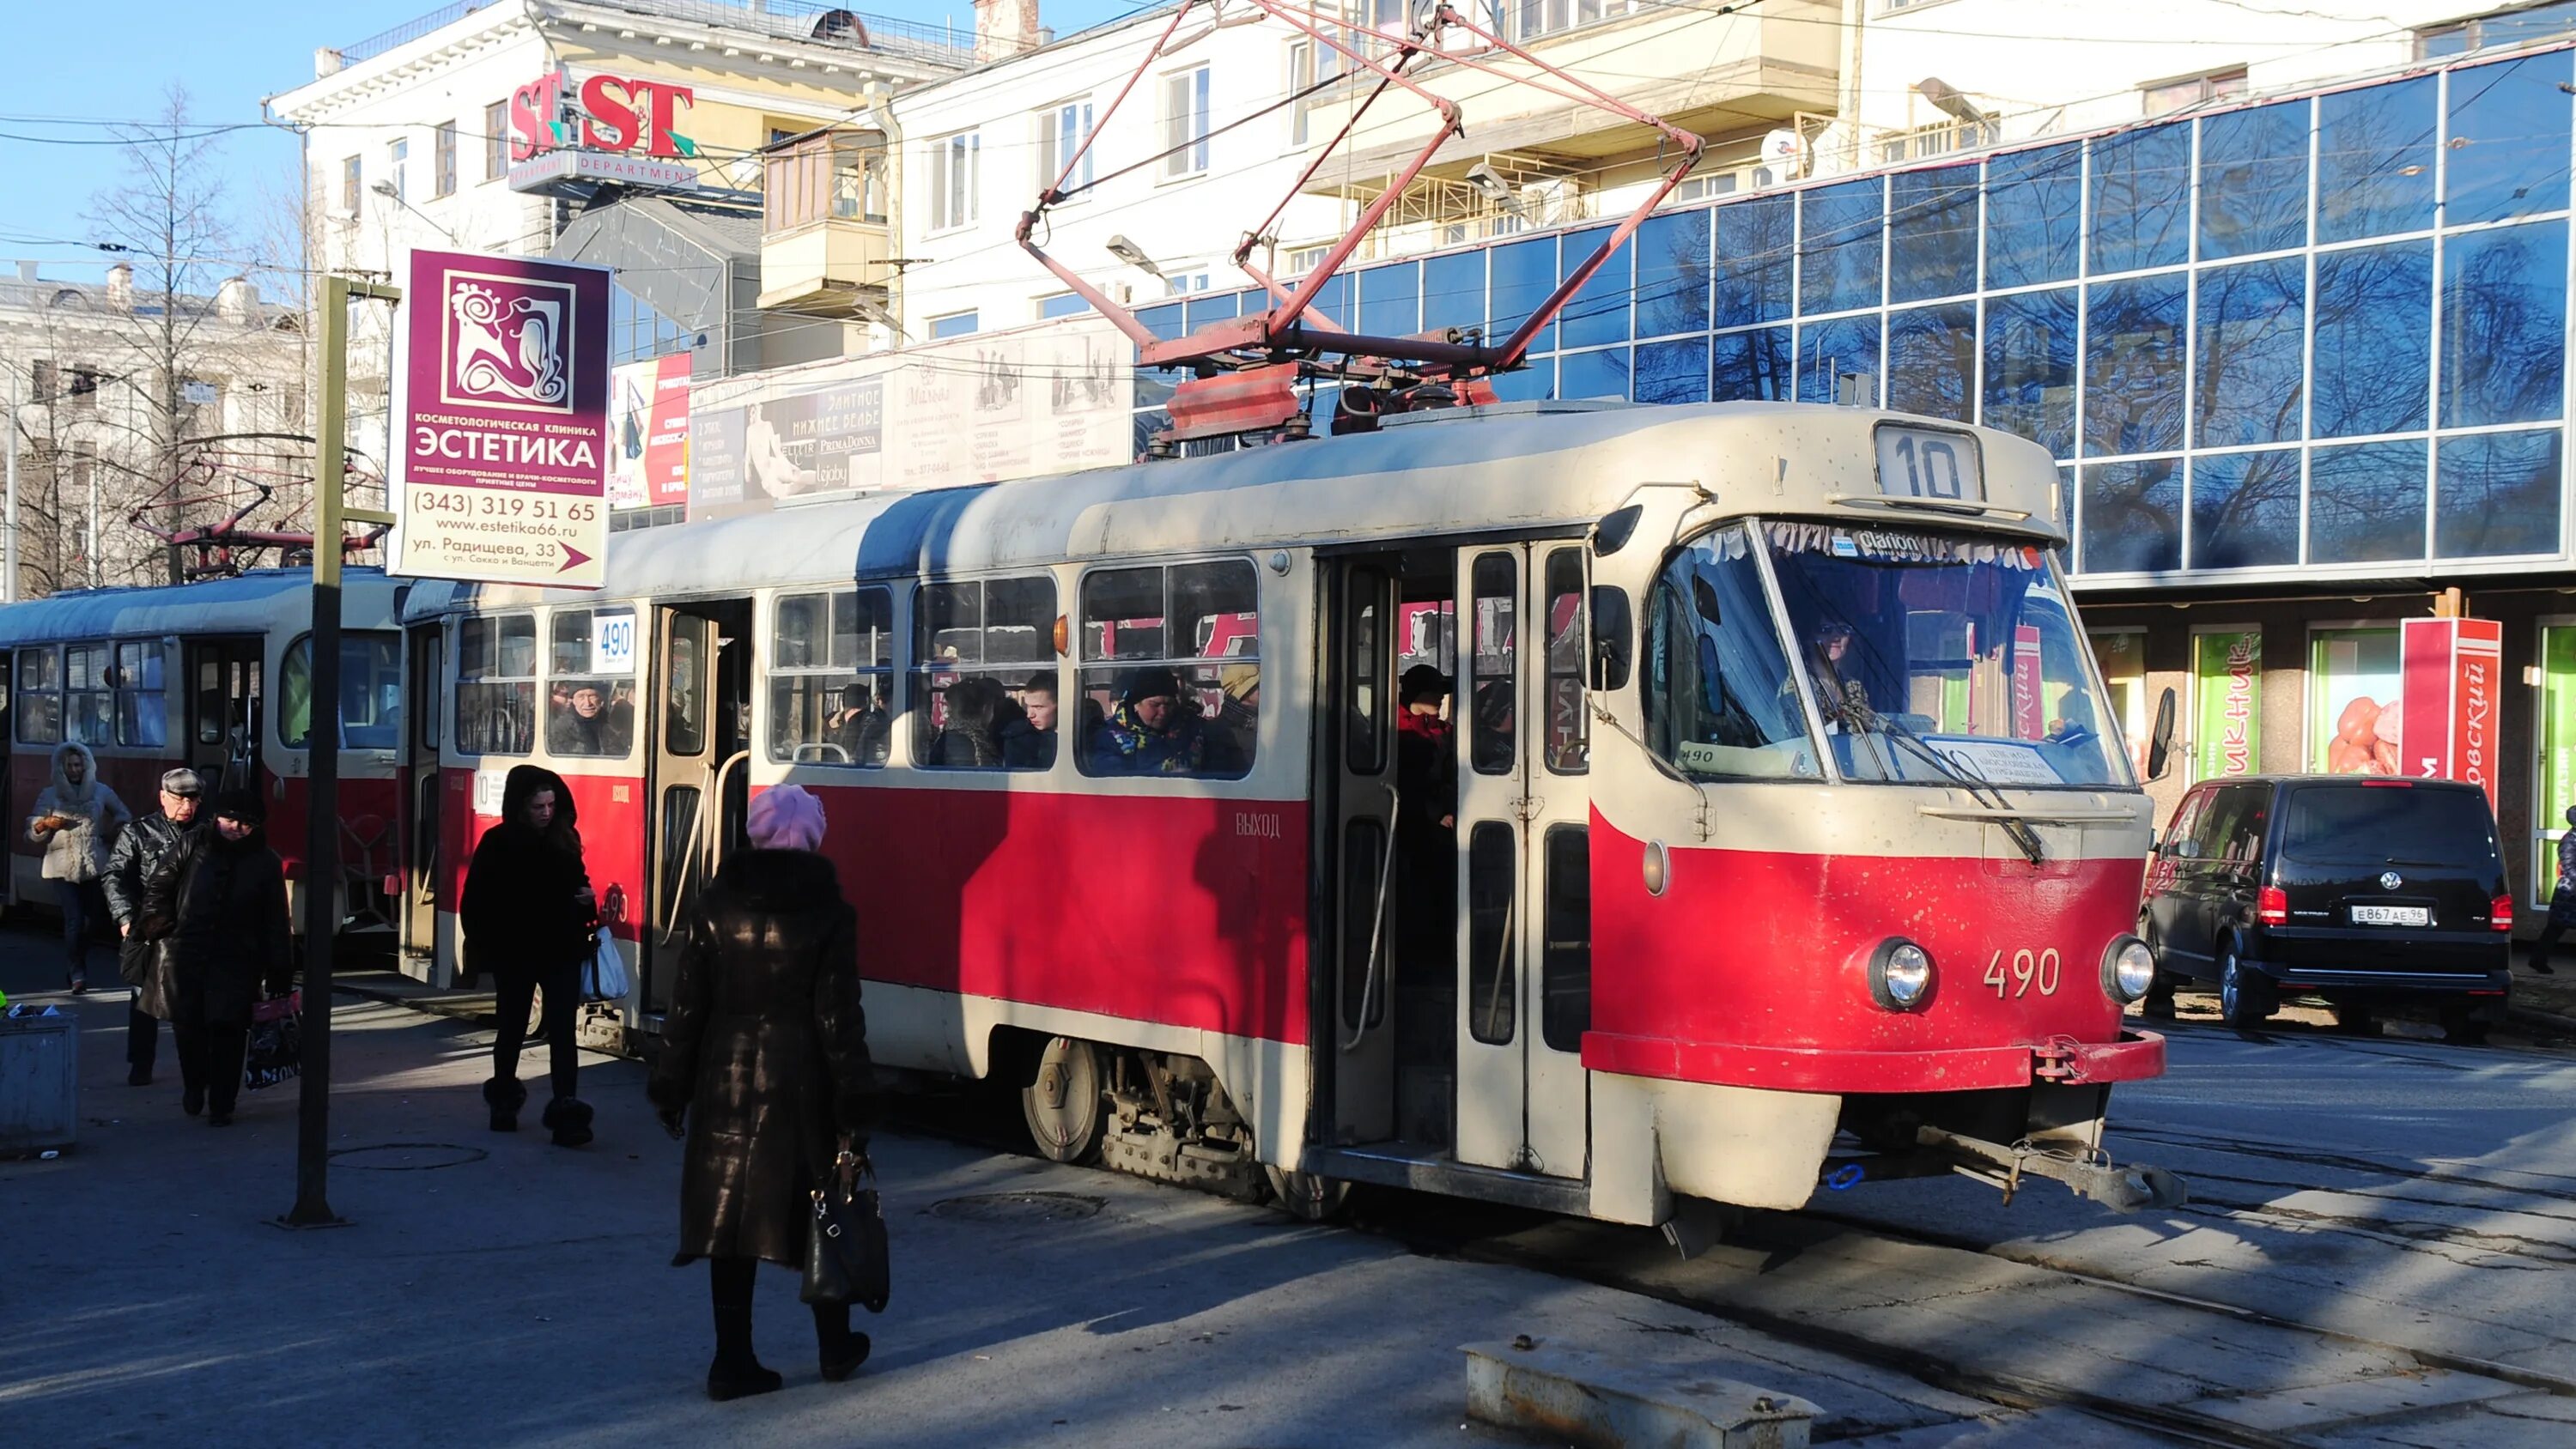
xmin=3 ymin=0 xmax=1127 ymax=283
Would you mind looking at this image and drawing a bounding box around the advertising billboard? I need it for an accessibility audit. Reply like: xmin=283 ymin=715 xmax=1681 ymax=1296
xmin=391 ymin=249 xmax=611 ymax=588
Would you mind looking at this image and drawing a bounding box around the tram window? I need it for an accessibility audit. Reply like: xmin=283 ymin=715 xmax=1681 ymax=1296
xmin=1340 ymin=817 xmax=1389 ymax=1030
xmin=454 ymin=615 xmax=538 ymax=755
xmin=1542 ymin=549 xmax=1589 ymax=775
xmin=1346 ymin=569 xmax=1387 ymax=774
xmin=665 ymin=617 xmax=711 ymax=758
xmin=112 ymin=642 xmax=167 ymax=749
xmin=545 ymin=609 xmax=637 ymax=759
xmin=911 ymin=576 xmax=1058 ymax=771
xmin=280 ymin=633 xmax=403 ymax=750
xmin=1467 ymin=822 xmax=1516 ymax=1044
xmin=1644 ymin=524 xmax=1818 ymax=780
xmin=62 ymin=643 xmax=112 ymax=747
xmin=1469 ymin=555 xmax=1517 ymax=775
xmin=1540 ymin=824 xmax=1592 ymax=1053
xmin=1078 ymin=559 xmax=1258 ymax=778
xmin=769 ymin=588 xmax=893 ymax=767
xmin=15 ymin=648 xmax=61 ymax=745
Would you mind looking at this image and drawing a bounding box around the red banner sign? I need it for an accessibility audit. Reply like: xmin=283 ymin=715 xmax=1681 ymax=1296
xmin=2397 ymin=617 xmax=2503 ymax=809
xmin=510 ymin=70 xmax=696 ymax=162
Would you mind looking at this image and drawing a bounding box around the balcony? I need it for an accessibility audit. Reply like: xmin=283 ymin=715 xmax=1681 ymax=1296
xmin=757 ymin=130 xmax=895 ymax=316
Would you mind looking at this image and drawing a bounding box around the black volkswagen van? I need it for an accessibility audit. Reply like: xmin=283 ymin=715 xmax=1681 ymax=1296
xmin=2140 ymin=775 xmax=2513 ymax=1040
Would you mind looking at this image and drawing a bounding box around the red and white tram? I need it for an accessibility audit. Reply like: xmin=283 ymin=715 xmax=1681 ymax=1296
xmin=0 ymin=567 xmax=409 ymax=937
xmin=399 ymin=400 xmax=2174 ymax=1222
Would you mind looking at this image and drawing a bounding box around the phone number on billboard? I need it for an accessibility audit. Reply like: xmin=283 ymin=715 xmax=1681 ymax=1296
xmin=412 ymin=489 xmax=599 ymax=522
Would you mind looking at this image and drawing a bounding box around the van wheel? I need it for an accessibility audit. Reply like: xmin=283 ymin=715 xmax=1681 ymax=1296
xmin=2330 ymin=1002 xmax=2380 ymax=1037
xmin=1020 ymin=1036 xmax=1105 ymax=1164
xmin=2439 ymin=1003 xmax=2493 ymax=1046
xmin=2218 ymin=940 xmax=2275 ymax=1030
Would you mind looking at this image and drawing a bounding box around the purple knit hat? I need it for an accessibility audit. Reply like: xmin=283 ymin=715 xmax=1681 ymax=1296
xmin=746 ymin=785 xmax=827 ymax=852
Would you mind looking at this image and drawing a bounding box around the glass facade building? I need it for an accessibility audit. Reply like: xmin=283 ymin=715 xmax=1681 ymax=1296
xmin=1135 ymin=44 xmax=2576 ymax=590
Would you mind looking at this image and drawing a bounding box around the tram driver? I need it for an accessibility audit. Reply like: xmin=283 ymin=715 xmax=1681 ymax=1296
xmin=1799 ymin=622 xmax=1878 ymax=733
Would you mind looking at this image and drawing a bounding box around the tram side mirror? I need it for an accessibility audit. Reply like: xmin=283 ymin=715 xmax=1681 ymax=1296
xmin=2146 ymin=686 xmax=2177 ymax=782
xmin=1592 ymin=504 xmax=1644 ymax=558
xmin=1589 ymin=585 xmax=1632 ymax=691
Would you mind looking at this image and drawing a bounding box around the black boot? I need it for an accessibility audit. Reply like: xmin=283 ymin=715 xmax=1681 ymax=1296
xmin=483 ymin=1076 xmax=526 ymax=1133
xmin=542 ymin=1095 xmax=594 ymax=1148
xmin=708 ymin=1269 xmax=780 ymax=1403
xmin=814 ymin=1300 xmax=870 ymax=1382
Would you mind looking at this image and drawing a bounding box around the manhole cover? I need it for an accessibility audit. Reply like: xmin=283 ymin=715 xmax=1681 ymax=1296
xmin=929 ymin=1191 xmax=1105 ymax=1223
xmin=328 ymin=1142 xmax=489 ymax=1171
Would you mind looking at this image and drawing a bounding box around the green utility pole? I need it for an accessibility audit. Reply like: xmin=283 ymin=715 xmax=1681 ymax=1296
xmin=283 ymin=274 xmax=401 ymax=1230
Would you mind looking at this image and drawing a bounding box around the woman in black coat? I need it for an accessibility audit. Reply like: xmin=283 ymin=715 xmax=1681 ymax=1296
xmin=146 ymin=791 xmax=292 ymax=1127
xmin=460 ymin=765 xmax=598 ymax=1144
xmin=647 ymin=784 xmax=875 ymax=1402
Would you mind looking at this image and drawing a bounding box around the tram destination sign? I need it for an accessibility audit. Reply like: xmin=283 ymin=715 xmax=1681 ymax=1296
xmin=391 ymin=248 xmax=611 ymax=589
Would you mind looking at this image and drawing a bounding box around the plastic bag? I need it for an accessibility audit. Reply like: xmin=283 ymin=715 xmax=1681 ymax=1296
xmin=245 ymin=991 xmax=302 ymax=1091
xmin=581 ymin=927 xmax=630 ymax=1003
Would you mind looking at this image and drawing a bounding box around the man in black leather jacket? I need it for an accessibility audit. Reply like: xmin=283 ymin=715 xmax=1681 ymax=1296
xmin=100 ymin=768 xmax=203 ymax=1088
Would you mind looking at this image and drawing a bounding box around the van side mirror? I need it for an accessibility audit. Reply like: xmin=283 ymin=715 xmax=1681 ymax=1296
xmin=1589 ymin=585 xmax=1632 ymax=692
xmin=2146 ymin=686 xmax=2177 ymax=782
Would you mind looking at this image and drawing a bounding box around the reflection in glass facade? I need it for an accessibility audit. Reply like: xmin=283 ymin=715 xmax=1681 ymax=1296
xmin=1133 ymin=45 xmax=2576 ymax=581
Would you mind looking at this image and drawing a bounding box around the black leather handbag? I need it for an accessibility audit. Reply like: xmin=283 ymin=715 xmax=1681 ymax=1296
xmin=800 ymin=1146 xmax=890 ymax=1312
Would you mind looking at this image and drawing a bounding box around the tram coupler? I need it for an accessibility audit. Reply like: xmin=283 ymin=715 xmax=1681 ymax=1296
xmin=1916 ymin=1125 xmax=2188 ymax=1213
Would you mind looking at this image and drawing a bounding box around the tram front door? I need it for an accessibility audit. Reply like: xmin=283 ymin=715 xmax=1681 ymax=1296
xmin=1450 ymin=543 xmax=1592 ymax=1179
xmin=641 ymin=600 xmax=751 ymax=1016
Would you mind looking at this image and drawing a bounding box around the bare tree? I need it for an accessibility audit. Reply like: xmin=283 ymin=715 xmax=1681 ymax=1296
xmin=83 ymin=84 xmax=252 ymax=584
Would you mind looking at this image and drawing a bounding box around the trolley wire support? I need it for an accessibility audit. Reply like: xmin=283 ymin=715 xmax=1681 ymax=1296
xmin=1013 ymin=0 xmax=1705 ymax=450
xmin=278 ymin=273 xmax=403 ymax=1233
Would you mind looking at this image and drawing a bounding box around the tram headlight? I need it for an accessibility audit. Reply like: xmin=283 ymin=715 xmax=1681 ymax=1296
xmin=2103 ymin=936 xmax=2158 ymax=1004
xmin=1867 ymin=938 xmax=1935 ymax=1012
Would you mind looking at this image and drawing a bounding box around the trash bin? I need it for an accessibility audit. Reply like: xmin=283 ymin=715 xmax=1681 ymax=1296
xmin=0 ymin=1005 xmax=78 ymax=1155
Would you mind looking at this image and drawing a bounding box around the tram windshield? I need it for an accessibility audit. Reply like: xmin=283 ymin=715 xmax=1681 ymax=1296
xmin=1645 ymin=522 xmax=2128 ymax=790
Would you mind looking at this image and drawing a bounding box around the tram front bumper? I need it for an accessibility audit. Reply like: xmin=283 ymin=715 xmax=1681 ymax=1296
xmin=1583 ymin=1028 xmax=2168 ymax=1094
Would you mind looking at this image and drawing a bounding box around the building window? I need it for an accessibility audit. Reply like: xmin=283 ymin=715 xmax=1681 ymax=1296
xmin=1511 ymin=0 xmax=1638 ymax=44
xmin=2142 ymin=67 xmax=2246 ymax=117
xmin=1038 ymin=100 xmax=1095 ymax=193
xmin=485 ymin=100 xmax=509 ymax=181
xmin=929 ymin=310 xmax=980 ymax=339
xmin=2419 ymin=0 xmax=2576 ymax=58
xmin=1163 ymin=66 xmax=1212 ymax=179
xmin=610 ymin=282 xmax=690 ymax=367
xmin=388 ymin=137 xmax=409 ymax=202
xmin=434 ymin=121 xmax=459 ymax=198
xmin=1039 ymin=292 xmax=1091 ymax=320
xmin=1287 ymin=36 xmax=1341 ymax=146
xmin=927 ymin=131 xmax=979 ymax=232
xmin=341 ymin=155 xmax=361 ymax=214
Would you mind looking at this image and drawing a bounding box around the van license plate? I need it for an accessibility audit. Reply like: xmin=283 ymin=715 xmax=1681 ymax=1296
xmin=2350 ymin=905 xmax=2428 ymax=926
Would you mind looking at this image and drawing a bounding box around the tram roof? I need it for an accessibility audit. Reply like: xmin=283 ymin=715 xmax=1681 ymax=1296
xmin=0 ymin=567 xmax=402 ymax=648
xmin=401 ymin=402 xmax=2057 ymax=618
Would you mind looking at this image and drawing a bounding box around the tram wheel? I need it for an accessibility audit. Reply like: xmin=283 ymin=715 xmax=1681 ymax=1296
xmin=1264 ymin=1165 xmax=1351 ymax=1222
xmin=2217 ymin=940 xmax=2275 ymax=1030
xmin=1020 ymin=1036 xmax=1105 ymax=1164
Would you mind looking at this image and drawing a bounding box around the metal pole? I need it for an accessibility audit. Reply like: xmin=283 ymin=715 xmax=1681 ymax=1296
xmin=86 ymin=465 xmax=98 ymax=589
xmin=281 ymin=275 xmax=398 ymax=1228
xmin=4 ymin=367 xmax=18 ymax=603
xmin=283 ymin=273 xmax=355 ymax=1228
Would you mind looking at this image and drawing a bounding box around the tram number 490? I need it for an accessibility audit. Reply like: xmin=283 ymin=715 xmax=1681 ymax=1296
xmin=1983 ymin=948 xmax=2061 ymax=998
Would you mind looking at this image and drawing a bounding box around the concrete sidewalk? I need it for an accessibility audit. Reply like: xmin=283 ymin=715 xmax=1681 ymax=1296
xmin=0 ymin=940 xmax=2075 ymax=1449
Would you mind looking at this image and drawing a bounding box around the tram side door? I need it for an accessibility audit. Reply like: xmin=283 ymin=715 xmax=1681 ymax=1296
xmin=1328 ymin=561 xmax=1398 ymax=1144
xmin=399 ymin=622 xmax=443 ymax=966
xmin=642 ymin=601 xmax=752 ymax=1017
xmin=1454 ymin=543 xmax=1593 ymax=1179
xmin=185 ymin=640 xmax=264 ymax=790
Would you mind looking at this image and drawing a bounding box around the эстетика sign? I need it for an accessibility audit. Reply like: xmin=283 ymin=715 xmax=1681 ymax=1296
xmin=391 ymin=248 xmax=611 ymax=589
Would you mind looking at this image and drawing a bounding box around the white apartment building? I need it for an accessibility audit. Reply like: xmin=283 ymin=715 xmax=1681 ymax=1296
xmin=890 ymin=0 xmax=1846 ymax=339
xmin=0 ymin=263 xmax=305 ymax=596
